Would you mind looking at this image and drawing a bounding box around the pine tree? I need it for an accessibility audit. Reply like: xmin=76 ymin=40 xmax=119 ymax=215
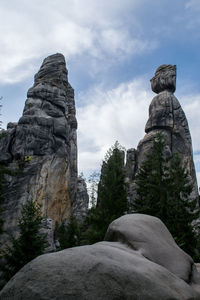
xmin=1 ymin=200 xmax=45 ymax=285
xmin=133 ymin=133 xmax=167 ymax=219
xmin=166 ymin=153 xmax=199 ymax=255
xmin=56 ymin=216 xmax=81 ymax=250
xmin=134 ymin=133 xmax=199 ymax=257
xmin=97 ymin=144 xmax=127 ymax=217
xmin=82 ymin=142 xmax=127 ymax=244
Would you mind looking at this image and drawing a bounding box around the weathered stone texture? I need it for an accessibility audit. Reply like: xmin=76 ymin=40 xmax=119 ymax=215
xmin=72 ymin=176 xmax=89 ymax=223
xmin=126 ymin=64 xmax=198 ymax=204
xmin=125 ymin=148 xmax=137 ymax=182
xmin=1 ymin=214 xmax=200 ymax=299
xmin=150 ymin=64 xmax=176 ymax=94
xmin=0 ymin=53 xmax=78 ymax=243
xmin=39 ymin=218 xmax=56 ymax=253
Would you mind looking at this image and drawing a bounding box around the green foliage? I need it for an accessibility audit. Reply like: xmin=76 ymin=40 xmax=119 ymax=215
xmin=1 ymin=200 xmax=45 ymax=285
xmin=134 ymin=133 xmax=199 ymax=257
xmin=82 ymin=142 xmax=127 ymax=244
xmin=0 ymin=132 xmax=7 ymax=139
xmin=56 ymin=216 xmax=81 ymax=249
xmin=165 ymin=153 xmax=199 ymax=256
xmin=133 ymin=133 xmax=167 ymax=218
xmin=26 ymin=103 xmax=33 ymax=108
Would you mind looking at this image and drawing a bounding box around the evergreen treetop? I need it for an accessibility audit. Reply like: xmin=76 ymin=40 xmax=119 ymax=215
xmin=82 ymin=141 xmax=127 ymax=244
xmin=133 ymin=133 xmax=199 ymax=257
xmin=55 ymin=216 xmax=81 ymax=250
xmin=0 ymin=200 xmax=45 ymax=287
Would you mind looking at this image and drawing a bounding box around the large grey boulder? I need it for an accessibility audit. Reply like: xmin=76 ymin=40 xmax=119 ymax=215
xmin=0 ymin=54 xmax=78 ymax=244
xmin=126 ymin=64 xmax=199 ymax=205
xmin=1 ymin=214 xmax=200 ymax=300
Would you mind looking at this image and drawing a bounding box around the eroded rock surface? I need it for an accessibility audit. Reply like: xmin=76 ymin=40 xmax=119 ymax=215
xmin=39 ymin=218 xmax=56 ymax=253
xmin=0 ymin=53 xmax=78 ymax=243
xmin=73 ymin=176 xmax=89 ymax=223
xmin=1 ymin=214 xmax=200 ymax=300
xmin=126 ymin=64 xmax=198 ymax=204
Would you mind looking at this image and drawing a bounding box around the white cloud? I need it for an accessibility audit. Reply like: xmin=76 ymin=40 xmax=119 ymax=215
xmin=182 ymin=94 xmax=200 ymax=154
xmin=0 ymin=0 xmax=156 ymax=83
xmin=77 ymin=77 xmax=152 ymax=176
xmin=100 ymin=29 xmax=156 ymax=57
xmin=196 ymin=173 xmax=200 ymax=190
xmin=185 ymin=0 xmax=200 ymax=10
xmin=173 ymin=90 xmax=200 ymax=187
xmin=1 ymin=0 xmax=199 ymax=189
xmin=184 ymin=0 xmax=200 ymax=29
xmin=193 ymin=152 xmax=200 ymax=188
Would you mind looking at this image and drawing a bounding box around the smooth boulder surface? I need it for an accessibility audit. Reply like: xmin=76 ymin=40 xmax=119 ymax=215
xmin=1 ymin=214 xmax=200 ymax=300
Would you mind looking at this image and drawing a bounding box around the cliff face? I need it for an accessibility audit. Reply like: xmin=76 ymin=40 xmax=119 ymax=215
xmin=126 ymin=64 xmax=199 ymax=204
xmin=0 ymin=53 xmax=78 ymax=241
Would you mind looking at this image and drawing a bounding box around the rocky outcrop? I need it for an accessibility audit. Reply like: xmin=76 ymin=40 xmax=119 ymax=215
xmin=72 ymin=176 xmax=89 ymax=223
xmin=39 ymin=218 xmax=56 ymax=253
xmin=0 ymin=54 xmax=78 ymax=243
xmin=126 ymin=64 xmax=199 ymax=204
xmin=1 ymin=214 xmax=200 ymax=299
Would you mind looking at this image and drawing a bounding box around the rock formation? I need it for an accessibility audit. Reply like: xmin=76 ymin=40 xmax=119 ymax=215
xmin=0 ymin=53 xmax=87 ymax=245
xmin=126 ymin=64 xmax=199 ymax=204
xmin=39 ymin=218 xmax=56 ymax=253
xmin=1 ymin=214 xmax=200 ymax=299
xmin=73 ymin=176 xmax=89 ymax=223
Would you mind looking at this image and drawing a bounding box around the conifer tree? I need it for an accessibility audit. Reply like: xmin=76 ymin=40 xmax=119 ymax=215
xmin=1 ymin=200 xmax=45 ymax=285
xmin=166 ymin=153 xmax=199 ymax=255
xmin=133 ymin=133 xmax=167 ymax=219
xmin=56 ymin=216 xmax=81 ymax=250
xmin=82 ymin=142 xmax=127 ymax=244
xmin=134 ymin=133 xmax=199 ymax=257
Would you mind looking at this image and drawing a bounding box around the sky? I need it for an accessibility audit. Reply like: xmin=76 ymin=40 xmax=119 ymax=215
xmin=0 ymin=0 xmax=200 ymax=185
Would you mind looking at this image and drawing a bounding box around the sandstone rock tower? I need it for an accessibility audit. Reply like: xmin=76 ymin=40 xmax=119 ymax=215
xmin=0 ymin=53 xmax=82 ymax=241
xmin=126 ymin=65 xmax=199 ymax=204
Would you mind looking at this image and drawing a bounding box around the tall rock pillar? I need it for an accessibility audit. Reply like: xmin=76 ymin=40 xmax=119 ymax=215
xmin=0 ymin=53 xmax=78 ymax=241
xmin=126 ymin=65 xmax=198 ymax=204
